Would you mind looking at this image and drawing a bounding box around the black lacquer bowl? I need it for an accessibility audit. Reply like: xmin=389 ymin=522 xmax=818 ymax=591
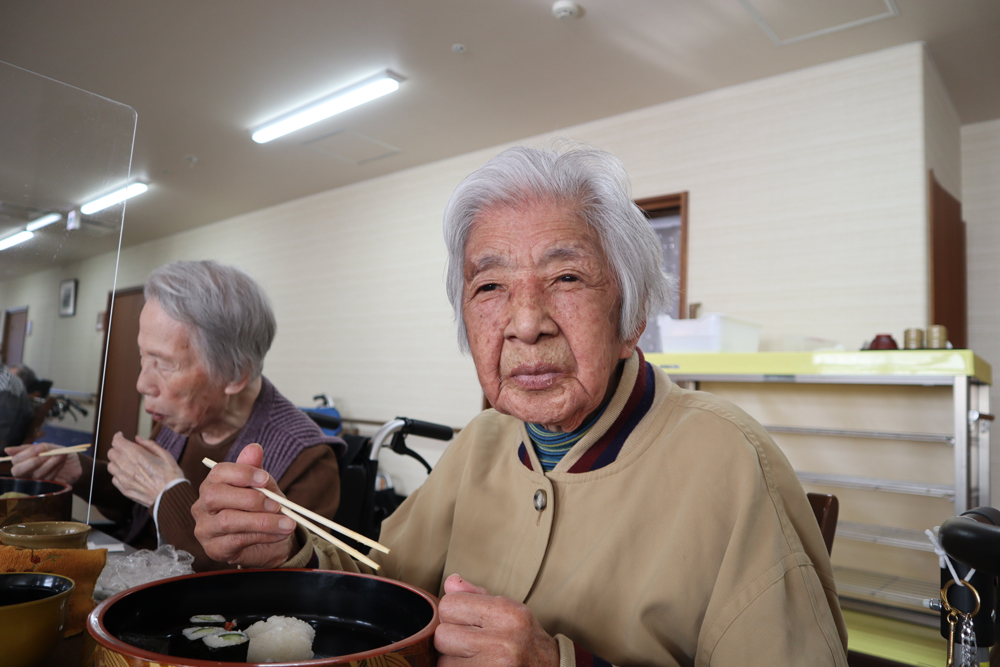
xmin=0 ymin=477 xmax=73 ymax=528
xmin=88 ymin=569 xmax=439 ymax=667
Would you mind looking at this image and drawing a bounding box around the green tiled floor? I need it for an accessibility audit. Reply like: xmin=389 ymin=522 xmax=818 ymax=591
xmin=845 ymin=609 xmax=951 ymax=667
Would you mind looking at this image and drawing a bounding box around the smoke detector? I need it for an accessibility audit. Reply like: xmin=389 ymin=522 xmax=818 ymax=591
xmin=552 ymin=1 xmax=584 ymax=19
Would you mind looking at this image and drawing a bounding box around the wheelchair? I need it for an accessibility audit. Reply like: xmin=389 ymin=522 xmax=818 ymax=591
xmin=301 ymin=406 xmax=453 ymax=552
xmin=933 ymin=507 xmax=1000 ymax=665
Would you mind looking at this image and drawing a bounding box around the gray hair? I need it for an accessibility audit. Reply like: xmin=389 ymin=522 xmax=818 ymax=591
xmin=443 ymin=145 xmax=676 ymax=351
xmin=144 ymin=260 xmax=276 ymax=384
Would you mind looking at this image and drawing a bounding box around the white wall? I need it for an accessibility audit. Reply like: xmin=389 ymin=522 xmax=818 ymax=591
xmin=3 ymin=43 xmax=957 ymax=491
xmin=924 ymin=50 xmax=962 ymax=200
xmin=965 ymin=118 xmax=1000 ymax=371
xmin=594 ymin=42 xmax=936 ymax=352
xmin=0 ymin=254 xmax=118 ymax=433
xmin=962 ymin=118 xmax=1000 ymax=509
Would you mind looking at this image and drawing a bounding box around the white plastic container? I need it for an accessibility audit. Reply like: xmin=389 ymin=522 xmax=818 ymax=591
xmin=657 ymin=313 xmax=761 ymax=353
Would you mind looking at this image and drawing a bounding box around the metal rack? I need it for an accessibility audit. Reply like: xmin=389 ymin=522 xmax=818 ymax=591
xmin=647 ymin=350 xmax=992 ymax=621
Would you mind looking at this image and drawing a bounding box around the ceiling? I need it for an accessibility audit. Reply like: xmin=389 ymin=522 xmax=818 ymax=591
xmin=1 ymin=0 xmax=998 ymax=255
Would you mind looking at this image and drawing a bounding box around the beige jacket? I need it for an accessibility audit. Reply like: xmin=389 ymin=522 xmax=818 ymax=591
xmin=287 ymin=352 xmax=849 ymax=666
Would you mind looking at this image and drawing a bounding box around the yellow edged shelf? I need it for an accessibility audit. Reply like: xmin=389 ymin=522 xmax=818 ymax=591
xmin=644 ymin=350 xmax=991 ymax=385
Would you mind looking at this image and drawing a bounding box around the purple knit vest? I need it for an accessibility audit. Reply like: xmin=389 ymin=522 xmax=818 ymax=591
xmin=156 ymin=376 xmax=346 ymax=479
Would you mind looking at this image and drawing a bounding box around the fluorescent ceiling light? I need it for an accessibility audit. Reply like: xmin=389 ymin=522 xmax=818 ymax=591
xmin=251 ymin=70 xmax=403 ymax=144
xmin=80 ymin=182 xmax=148 ymax=215
xmin=26 ymin=213 xmax=62 ymax=232
xmin=0 ymin=231 xmax=34 ymax=251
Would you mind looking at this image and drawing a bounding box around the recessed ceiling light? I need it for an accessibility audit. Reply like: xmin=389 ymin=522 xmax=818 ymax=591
xmin=251 ymin=70 xmax=404 ymax=144
xmin=0 ymin=230 xmax=34 ymax=251
xmin=80 ymin=182 xmax=149 ymax=215
xmin=26 ymin=212 xmax=62 ymax=232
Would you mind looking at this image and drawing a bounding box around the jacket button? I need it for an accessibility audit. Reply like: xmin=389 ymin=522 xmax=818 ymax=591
xmin=534 ymin=489 xmax=547 ymax=511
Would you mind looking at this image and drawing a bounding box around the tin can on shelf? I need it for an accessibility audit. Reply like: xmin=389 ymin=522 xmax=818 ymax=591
xmin=927 ymin=325 xmax=948 ymax=349
xmin=903 ymin=328 xmax=924 ymax=349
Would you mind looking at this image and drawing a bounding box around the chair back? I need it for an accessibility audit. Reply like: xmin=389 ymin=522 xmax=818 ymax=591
xmin=20 ymin=395 xmax=55 ymax=445
xmin=807 ymin=492 xmax=839 ymax=556
xmin=331 ymin=433 xmax=381 ymax=548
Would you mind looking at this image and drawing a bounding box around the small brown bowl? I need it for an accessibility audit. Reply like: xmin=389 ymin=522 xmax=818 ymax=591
xmin=1 ymin=520 xmax=92 ymax=549
xmin=0 ymin=572 xmax=75 ymax=667
xmin=868 ymin=334 xmax=899 ymax=350
xmin=0 ymin=477 xmax=73 ymax=528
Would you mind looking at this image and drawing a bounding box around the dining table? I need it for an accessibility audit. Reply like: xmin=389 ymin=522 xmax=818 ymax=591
xmin=38 ymin=522 xmax=134 ymax=667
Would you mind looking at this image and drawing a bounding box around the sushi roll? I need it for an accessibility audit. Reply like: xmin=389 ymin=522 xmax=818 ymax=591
xmin=170 ymin=626 xmax=226 ymax=659
xmin=203 ymin=630 xmax=250 ymax=662
xmin=182 ymin=627 xmax=225 ymax=641
xmin=189 ymin=614 xmax=227 ymax=625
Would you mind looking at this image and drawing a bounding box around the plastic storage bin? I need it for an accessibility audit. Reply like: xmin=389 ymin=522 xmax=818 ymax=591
xmin=658 ymin=313 xmax=761 ymax=352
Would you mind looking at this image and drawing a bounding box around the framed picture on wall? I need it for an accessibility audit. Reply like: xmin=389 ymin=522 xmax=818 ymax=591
xmin=59 ymin=278 xmax=78 ymax=317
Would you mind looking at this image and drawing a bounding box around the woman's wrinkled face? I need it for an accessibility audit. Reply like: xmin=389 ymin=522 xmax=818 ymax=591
xmin=135 ymin=299 xmax=230 ymax=436
xmin=462 ymin=201 xmax=641 ymax=432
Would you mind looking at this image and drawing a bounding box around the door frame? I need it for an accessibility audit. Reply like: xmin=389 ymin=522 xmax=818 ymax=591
xmin=1 ymin=306 xmax=29 ymax=366
xmin=635 ymin=192 xmax=689 ymax=319
xmin=93 ymin=287 xmax=145 ymax=458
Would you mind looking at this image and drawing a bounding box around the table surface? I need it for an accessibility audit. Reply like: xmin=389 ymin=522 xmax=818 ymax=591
xmin=32 ymin=525 xmax=132 ymax=667
xmin=86 ymin=525 xmax=135 ymax=554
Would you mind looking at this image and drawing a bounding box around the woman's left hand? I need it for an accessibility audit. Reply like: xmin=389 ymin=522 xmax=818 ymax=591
xmin=435 ymin=574 xmax=560 ymax=667
xmin=107 ymin=432 xmax=184 ymax=507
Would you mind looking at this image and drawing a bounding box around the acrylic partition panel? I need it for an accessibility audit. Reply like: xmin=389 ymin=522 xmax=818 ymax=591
xmin=0 ymin=60 xmax=136 ymax=450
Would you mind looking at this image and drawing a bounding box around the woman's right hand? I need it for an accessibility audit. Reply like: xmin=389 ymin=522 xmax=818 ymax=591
xmin=4 ymin=443 xmax=84 ymax=486
xmin=192 ymin=443 xmax=298 ymax=569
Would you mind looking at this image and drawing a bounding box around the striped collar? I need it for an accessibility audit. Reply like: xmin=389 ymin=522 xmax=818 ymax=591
xmin=526 ymin=407 xmax=605 ymax=472
xmin=517 ymin=348 xmax=656 ymax=474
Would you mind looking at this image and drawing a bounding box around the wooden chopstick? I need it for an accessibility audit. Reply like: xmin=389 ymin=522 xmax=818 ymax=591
xmin=202 ymin=458 xmax=390 ymax=563
xmin=39 ymin=444 xmax=90 ymax=457
xmin=0 ymin=443 xmax=90 ymax=463
xmin=202 ymin=458 xmax=389 ymax=554
xmin=278 ymin=507 xmax=380 ymax=570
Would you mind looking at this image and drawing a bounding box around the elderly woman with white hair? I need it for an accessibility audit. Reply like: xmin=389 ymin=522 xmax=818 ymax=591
xmin=7 ymin=260 xmax=344 ymax=571
xmin=193 ymin=147 xmax=848 ymax=666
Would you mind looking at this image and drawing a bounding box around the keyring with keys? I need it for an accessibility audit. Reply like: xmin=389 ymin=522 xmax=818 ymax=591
xmin=941 ymin=579 xmax=981 ymax=667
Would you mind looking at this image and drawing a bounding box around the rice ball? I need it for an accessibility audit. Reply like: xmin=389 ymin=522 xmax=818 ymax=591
xmin=245 ymin=615 xmax=316 ymax=663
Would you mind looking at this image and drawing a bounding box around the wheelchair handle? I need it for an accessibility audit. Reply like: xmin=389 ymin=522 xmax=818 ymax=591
xmin=399 ymin=418 xmax=454 ymax=442
xmin=369 ymin=418 xmax=454 ymax=461
xmin=939 ymin=507 xmax=1000 ymax=575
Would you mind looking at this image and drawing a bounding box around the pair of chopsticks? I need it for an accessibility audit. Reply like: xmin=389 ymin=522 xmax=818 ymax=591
xmin=0 ymin=443 xmax=90 ymax=463
xmin=202 ymin=458 xmax=389 ymax=570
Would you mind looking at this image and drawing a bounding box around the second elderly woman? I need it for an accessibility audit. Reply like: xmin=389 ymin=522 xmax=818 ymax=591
xmin=193 ymin=147 xmax=848 ymax=666
xmin=7 ymin=260 xmax=344 ymax=571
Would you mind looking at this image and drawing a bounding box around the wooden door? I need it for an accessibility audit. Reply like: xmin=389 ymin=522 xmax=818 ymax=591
xmin=635 ymin=193 xmax=689 ymax=320
xmin=93 ymin=288 xmax=145 ymax=459
xmin=928 ymin=171 xmax=967 ymax=349
xmin=1 ymin=307 xmax=28 ymax=366
xmin=634 ymin=193 xmax=689 ymax=357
